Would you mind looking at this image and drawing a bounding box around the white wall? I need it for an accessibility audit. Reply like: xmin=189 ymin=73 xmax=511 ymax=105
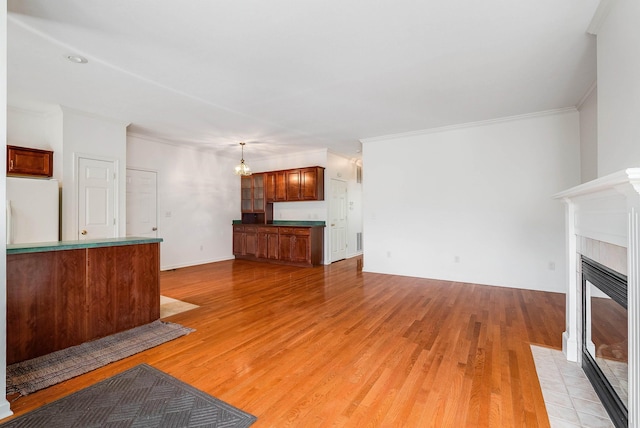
xmin=362 ymin=110 xmax=580 ymax=293
xmin=596 ymin=0 xmax=640 ymax=176
xmin=127 ymin=134 xmax=239 ymax=270
xmin=0 ymin=0 xmax=14 ymax=419
xmin=578 ymin=85 xmax=598 ymax=183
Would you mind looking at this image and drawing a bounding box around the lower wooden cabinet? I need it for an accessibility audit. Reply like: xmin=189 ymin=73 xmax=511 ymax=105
xmin=233 ymin=224 xmax=323 ymax=267
xmin=257 ymin=226 xmax=279 ymax=259
xmin=233 ymin=225 xmax=257 ymax=256
xmin=7 ymin=243 xmax=160 ymax=364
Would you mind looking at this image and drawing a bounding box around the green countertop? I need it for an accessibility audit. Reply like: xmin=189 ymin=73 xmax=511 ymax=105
xmin=7 ymin=236 xmax=163 ymax=255
xmin=232 ymin=220 xmax=325 ymax=227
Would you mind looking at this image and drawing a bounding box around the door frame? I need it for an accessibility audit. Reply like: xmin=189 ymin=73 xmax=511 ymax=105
xmin=74 ymin=153 xmax=119 ymax=240
xmin=329 ymin=178 xmax=348 ymax=263
xmin=126 ymin=166 xmax=158 ymax=238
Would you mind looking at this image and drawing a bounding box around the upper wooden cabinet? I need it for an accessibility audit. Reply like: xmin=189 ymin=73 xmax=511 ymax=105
xmin=265 ymin=171 xmax=287 ymax=202
xmin=7 ymin=145 xmax=54 ymax=177
xmin=265 ymin=166 xmax=324 ymax=202
xmin=241 ymin=174 xmax=266 ymax=213
xmin=241 ymin=174 xmax=274 ymax=224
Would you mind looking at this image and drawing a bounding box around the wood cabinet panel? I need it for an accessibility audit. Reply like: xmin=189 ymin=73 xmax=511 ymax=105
xmin=301 ymin=167 xmax=324 ymax=200
xmin=265 ymin=172 xmax=287 ymax=202
xmin=257 ymin=226 xmax=279 ymax=259
xmin=7 ymin=145 xmax=54 ymax=177
xmin=86 ymin=244 xmax=160 ymax=340
xmin=286 ymin=170 xmax=301 ymax=201
xmin=233 ymin=225 xmax=258 ymax=256
xmin=279 ymin=230 xmax=311 ymax=263
xmin=7 ymin=243 xmax=160 ymax=364
xmin=7 ymin=250 xmax=87 ymax=364
xmin=233 ymin=225 xmax=323 ymax=267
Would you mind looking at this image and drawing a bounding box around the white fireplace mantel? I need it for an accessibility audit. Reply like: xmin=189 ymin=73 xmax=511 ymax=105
xmin=555 ymin=168 xmax=640 ymax=427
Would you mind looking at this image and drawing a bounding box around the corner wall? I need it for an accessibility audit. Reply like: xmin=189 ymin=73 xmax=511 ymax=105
xmin=0 ymin=0 xmax=14 ymax=419
xmin=362 ymin=110 xmax=580 ymax=293
xmin=127 ymin=135 xmax=239 ymax=270
xmin=596 ymin=0 xmax=640 ymax=176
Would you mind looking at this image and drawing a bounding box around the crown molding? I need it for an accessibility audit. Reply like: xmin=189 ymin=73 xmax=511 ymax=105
xmin=360 ymin=108 xmax=577 ymax=144
xmin=587 ymin=0 xmax=617 ymax=35
xmin=59 ymin=105 xmax=130 ymax=127
xmin=576 ymin=81 xmax=597 ymax=111
xmin=7 ymin=104 xmax=62 ymax=118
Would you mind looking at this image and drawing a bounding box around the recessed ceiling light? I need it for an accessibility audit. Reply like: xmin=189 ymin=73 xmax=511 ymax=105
xmin=65 ymin=55 xmax=88 ymax=64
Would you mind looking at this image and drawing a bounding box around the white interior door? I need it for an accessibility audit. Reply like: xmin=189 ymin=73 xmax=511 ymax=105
xmin=330 ymin=179 xmax=348 ymax=262
xmin=78 ymin=157 xmax=117 ymax=240
xmin=126 ymin=168 xmax=158 ymax=238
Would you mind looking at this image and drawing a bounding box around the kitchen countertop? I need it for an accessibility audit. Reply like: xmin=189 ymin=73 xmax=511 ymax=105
xmin=7 ymin=236 xmax=163 ymax=255
xmin=232 ymin=220 xmax=325 ymax=227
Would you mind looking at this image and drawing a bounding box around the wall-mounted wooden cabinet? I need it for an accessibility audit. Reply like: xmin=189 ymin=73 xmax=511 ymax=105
xmin=265 ymin=171 xmax=287 ymax=202
xmin=265 ymin=166 xmax=324 ymax=202
xmin=241 ymin=174 xmax=274 ymax=224
xmin=241 ymin=174 xmax=265 ymax=212
xmin=7 ymin=145 xmax=54 ymax=177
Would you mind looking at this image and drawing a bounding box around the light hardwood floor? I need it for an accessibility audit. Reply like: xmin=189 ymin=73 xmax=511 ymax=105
xmin=6 ymin=256 xmax=565 ymax=427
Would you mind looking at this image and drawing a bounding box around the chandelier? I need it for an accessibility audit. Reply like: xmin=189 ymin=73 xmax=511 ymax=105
xmin=234 ymin=142 xmax=252 ymax=176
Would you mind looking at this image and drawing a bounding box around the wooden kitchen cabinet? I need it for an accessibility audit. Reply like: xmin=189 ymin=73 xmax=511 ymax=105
xmin=241 ymin=174 xmax=274 ymax=224
xmin=264 ymin=167 xmax=324 ymax=202
xmin=256 ymin=226 xmax=279 ymax=259
xmin=265 ymin=171 xmax=287 ymax=202
xmin=7 ymin=145 xmax=54 ymax=177
xmin=300 ymin=167 xmax=324 ymax=200
xmin=233 ymin=224 xmax=323 ymax=267
xmin=278 ymin=227 xmax=311 ymax=263
xmin=233 ymin=224 xmax=257 ymax=256
xmin=241 ymin=174 xmax=265 ymax=212
xmin=7 ymin=239 xmax=161 ymax=364
xmin=285 ymin=167 xmax=324 ymax=201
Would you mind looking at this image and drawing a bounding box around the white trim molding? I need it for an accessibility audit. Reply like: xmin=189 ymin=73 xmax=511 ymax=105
xmin=555 ymin=167 xmax=640 ymax=427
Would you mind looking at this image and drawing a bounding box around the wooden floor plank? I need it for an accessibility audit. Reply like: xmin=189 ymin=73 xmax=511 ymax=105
xmin=5 ymin=256 xmax=565 ymax=426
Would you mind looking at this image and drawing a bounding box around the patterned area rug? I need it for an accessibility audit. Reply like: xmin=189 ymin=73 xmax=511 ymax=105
xmin=0 ymin=364 xmax=257 ymax=427
xmin=7 ymin=320 xmax=194 ymax=396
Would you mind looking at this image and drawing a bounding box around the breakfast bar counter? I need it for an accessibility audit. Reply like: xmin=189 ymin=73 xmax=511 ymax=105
xmin=7 ymin=237 xmax=163 ymax=364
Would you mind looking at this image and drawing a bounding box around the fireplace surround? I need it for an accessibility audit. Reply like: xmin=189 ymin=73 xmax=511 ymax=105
xmin=556 ymin=168 xmax=640 ymax=427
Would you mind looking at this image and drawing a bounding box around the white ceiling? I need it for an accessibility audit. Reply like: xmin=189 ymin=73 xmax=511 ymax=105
xmin=7 ymin=0 xmax=599 ymax=159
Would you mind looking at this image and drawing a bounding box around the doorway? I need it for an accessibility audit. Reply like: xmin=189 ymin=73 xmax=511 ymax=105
xmin=330 ymin=178 xmax=347 ymax=262
xmin=77 ymin=156 xmax=117 ymax=240
xmin=126 ymin=168 xmax=158 ymax=238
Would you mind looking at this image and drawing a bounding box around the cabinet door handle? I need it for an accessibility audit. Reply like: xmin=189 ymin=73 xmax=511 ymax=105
xmin=152 ymin=227 xmax=158 ymax=231
xmin=81 ymin=230 xmax=87 ymax=235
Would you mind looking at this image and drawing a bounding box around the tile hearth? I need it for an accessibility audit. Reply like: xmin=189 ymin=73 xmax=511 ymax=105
xmin=531 ymin=345 xmax=613 ymax=428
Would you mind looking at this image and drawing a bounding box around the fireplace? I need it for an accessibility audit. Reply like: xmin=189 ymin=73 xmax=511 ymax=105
xmin=581 ymin=256 xmax=627 ymax=427
xmin=555 ymin=168 xmax=640 ymax=427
